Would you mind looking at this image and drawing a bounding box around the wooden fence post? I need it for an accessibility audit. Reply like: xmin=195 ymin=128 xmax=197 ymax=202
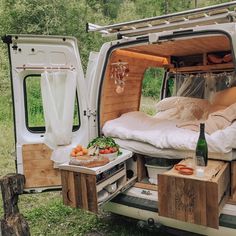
xmin=0 ymin=173 xmax=30 ymax=236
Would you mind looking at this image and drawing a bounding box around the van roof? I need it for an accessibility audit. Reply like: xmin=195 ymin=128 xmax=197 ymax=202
xmin=87 ymin=1 xmax=236 ymax=38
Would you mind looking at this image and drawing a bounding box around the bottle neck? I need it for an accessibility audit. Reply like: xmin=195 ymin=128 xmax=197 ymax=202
xmin=199 ymin=123 xmax=205 ymax=139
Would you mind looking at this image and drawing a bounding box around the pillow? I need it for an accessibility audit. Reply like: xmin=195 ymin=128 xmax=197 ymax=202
xmin=155 ymin=96 xmax=180 ymax=112
xmin=211 ymin=87 xmax=236 ymax=107
xmin=156 ymin=97 xmax=210 ymax=120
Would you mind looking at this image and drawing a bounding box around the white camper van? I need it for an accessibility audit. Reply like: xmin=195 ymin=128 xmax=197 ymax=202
xmin=3 ymin=1 xmax=236 ymax=235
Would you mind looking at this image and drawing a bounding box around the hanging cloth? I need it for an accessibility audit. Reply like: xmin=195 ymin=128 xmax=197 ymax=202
xmin=41 ymin=71 xmax=77 ymax=163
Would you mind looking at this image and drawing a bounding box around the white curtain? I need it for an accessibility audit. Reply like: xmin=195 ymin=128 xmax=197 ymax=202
xmin=41 ymin=71 xmax=77 ymax=162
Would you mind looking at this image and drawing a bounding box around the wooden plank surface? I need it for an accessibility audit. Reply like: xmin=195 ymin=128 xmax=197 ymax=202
xmin=213 ymin=163 xmax=230 ymax=203
xmin=230 ymin=161 xmax=236 ymax=203
xmin=164 ymin=159 xmax=225 ymax=181
xmin=134 ymin=182 xmax=158 ymax=191
xmin=127 ymin=35 xmax=230 ymax=57
xmin=136 ymin=154 xmax=147 ymax=182
xmin=206 ymin=182 xmax=219 ymax=229
xmin=22 ymin=144 xmax=61 ymax=188
xmin=86 ymin=175 xmax=98 ymax=213
xmin=61 ymin=170 xmax=78 ymax=208
xmin=159 ymin=160 xmax=230 ymax=229
xmin=170 ymin=62 xmax=233 ymax=73
xmin=175 ymin=177 xmax=186 ymax=221
xmin=194 ymin=180 xmax=207 ymax=226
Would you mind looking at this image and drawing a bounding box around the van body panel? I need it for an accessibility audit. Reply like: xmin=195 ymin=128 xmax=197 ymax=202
xmin=7 ymin=35 xmax=90 ymax=190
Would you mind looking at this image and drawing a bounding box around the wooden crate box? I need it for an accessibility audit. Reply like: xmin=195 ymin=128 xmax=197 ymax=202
xmin=158 ymin=160 xmax=230 ymax=229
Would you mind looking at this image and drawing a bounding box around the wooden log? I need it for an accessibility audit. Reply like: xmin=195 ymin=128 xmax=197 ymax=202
xmin=0 ymin=173 xmax=30 ymax=236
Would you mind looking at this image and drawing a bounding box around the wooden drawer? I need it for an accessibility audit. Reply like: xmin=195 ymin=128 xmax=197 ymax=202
xmin=59 ymin=149 xmax=136 ymax=213
xmin=158 ymin=160 xmax=230 ymax=229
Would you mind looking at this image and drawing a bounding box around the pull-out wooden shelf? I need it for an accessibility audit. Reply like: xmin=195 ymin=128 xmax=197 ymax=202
xmin=158 ymin=160 xmax=230 ymax=229
xmin=59 ymin=149 xmax=136 ymax=213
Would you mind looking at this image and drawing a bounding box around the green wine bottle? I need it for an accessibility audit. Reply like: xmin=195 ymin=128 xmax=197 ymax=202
xmin=195 ymin=123 xmax=208 ymax=167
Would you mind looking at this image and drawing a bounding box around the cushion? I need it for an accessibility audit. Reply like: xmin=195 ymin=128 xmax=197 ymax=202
xmin=211 ymin=87 xmax=236 ymax=107
xmin=155 ymin=97 xmax=210 ymax=121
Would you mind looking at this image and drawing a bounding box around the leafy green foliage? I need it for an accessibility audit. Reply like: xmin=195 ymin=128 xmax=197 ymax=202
xmin=88 ymin=136 xmax=119 ymax=149
xmin=142 ymin=68 xmax=164 ymax=99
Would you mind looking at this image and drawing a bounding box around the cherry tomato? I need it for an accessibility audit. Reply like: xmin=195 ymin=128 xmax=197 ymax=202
xmin=99 ymin=149 xmax=105 ymax=154
xmin=104 ymin=149 xmax=110 ymax=154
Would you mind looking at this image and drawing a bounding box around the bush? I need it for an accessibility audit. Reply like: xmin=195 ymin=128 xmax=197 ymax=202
xmin=142 ymin=67 xmax=164 ymax=99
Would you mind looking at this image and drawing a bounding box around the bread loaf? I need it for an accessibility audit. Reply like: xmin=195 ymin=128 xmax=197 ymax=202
xmin=69 ymin=155 xmax=109 ymax=167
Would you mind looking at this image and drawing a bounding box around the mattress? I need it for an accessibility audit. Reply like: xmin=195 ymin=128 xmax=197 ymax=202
xmin=114 ymin=138 xmax=236 ymax=161
xmin=102 ymin=111 xmax=236 ymax=161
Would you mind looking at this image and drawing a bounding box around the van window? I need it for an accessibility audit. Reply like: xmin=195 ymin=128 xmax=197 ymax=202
xmin=165 ymin=72 xmax=235 ymax=99
xmin=24 ymin=75 xmax=80 ymax=133
xmin=140 ymin=67 xmax=164 ymax=115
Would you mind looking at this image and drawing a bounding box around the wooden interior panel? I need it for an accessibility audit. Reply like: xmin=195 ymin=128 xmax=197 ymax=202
xmin=22 ymin=144 xmax=61 ymax=189
xmin=125 ymin=35 xmax=230 ymax=57
xmin=159 ymin=160 xmax=230 ymax=229
xmin=100 ymin=50 xmax=167 ymax=127
xmin=229 ymin=161 xmax=236 ymax=204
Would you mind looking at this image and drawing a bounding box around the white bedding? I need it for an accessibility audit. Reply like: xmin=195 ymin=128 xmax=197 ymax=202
xmin=113 ymin=138 xmax=236 ymax=161
xmin=102 ymin=111 xmax=236 ymax=154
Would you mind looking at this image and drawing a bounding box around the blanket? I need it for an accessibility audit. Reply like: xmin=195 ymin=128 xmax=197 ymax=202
xmin=102 ymin=111 xmax=236 ymax=153
xmin=178 ymin=102 xmax=236 ymax=134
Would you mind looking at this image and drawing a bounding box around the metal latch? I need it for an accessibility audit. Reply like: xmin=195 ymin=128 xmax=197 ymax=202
xmin=84 ymin=109 xmax=97 ymax=118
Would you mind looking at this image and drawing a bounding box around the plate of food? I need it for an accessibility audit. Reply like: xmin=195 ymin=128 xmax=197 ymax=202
xmin=87 ymin=136 xmax=121 ymax=161
xmin=69 ymin=144 xmax=109 ymax=168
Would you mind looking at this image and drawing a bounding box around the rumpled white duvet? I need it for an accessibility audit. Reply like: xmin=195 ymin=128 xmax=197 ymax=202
xmin=102 ymin=111 xmax=236 ymax=154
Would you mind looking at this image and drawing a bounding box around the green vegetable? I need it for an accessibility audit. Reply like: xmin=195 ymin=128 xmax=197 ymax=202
xmin=88 ymin=136 xmax=119 ymax=149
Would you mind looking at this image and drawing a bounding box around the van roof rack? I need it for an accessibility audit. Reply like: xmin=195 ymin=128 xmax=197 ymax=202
xmin=87 ymin=1 xmax=236 ymax=38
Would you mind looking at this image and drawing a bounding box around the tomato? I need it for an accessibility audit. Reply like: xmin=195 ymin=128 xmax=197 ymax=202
xmin=99 ymin=149 xmax=105 ymax=154
xmin=104 ymin=149 xmax=110 ymax=154
xmin=108 ymin=147 xmax=113 ymax=153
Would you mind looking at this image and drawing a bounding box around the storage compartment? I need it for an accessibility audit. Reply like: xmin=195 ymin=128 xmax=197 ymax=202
xmin=158 ymin=160 xmax=230 ymax=229
xmin=171 ymin=54 xmax=203 ymax=68
xmin=59 ymin=149 xmax=136 ymax=213
xmin=145 ymin=163 xmax=172 ymax=185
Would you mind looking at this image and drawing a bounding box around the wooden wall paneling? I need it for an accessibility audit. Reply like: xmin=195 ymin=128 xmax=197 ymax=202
xmin=127 ymin=36 xmax=230 ymax=57
xmin=22 ymin=144 xmax=61 ymax=189
xmin=170 ymin=63 xmax=234 ymax=73
xmin=100 ymin=49 xmax=165 ymax=127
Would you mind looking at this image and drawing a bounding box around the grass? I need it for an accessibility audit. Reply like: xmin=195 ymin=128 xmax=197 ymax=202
xmin=140 ymin=96 xmax=158 ymax=115
xmin=0 ymin=92 xmax=167 ymax=235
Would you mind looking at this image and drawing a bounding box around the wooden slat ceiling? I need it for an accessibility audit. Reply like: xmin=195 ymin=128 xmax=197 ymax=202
xmin=124 ymin=35 xmax=230 ymax=57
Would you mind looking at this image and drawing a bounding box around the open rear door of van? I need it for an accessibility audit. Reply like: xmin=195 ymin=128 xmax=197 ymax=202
xmin=3 ymin=35 xmax=89 ymax=192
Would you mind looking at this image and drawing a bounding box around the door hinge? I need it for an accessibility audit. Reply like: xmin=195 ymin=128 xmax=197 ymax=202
xmin=1 ymin=35 xmax=12 ymax=44
xmin=84 ymin=109 xmax=97 ymax=118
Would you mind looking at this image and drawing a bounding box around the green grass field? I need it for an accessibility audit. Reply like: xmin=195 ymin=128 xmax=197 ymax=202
xmin=0 ymin=95 xmax=166 ymax=236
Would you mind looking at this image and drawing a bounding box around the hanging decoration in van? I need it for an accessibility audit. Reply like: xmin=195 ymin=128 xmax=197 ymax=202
xmin=110 ymin=60 xmax=129 ymax=94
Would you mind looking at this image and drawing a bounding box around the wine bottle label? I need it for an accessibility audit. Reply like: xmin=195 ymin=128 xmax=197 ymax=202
xmin=196 ymin=155 xmax=205 ymax=166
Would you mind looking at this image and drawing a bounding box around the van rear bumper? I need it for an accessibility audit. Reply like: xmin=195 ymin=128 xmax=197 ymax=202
xmin=104 ymin=194 xmax=236 ymax=236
